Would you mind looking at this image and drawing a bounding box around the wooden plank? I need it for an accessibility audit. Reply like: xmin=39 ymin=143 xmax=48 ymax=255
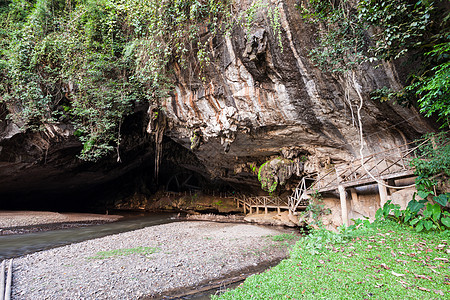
xmin=250 ymin=205 xmax=290 ymax=209
xmin=316 ymin=169 xmax=415 ymax=192
xmin=380 ymin=169 xmax=415 ymax=180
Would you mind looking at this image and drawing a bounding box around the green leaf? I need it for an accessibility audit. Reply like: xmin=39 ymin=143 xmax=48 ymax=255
xmin=424 ymin=220 xmax=433 ymax=230
xmin=375 ymin=208 xmax=383 ymax=220
xmin=430 ymin=203 xmax=441 ymax=221
xmin=404 ymin=213 xmax=411 ymax=223
xmin=442 ymin=217 xmax=450 ymax=228
xmin=416 ymin=222 xmax=424 ymax=232
xmin=410 ymin=218 xmax=419 ymax=225
xmin=433 ymin=193 xmax=449 ymax=207
xmin=407 ymin=200 xmax=425 ymax=213
xmin=423 ymin=208 xmax=432 ymax=219
xmin=418 ymin=190 xmax=431 ymax=199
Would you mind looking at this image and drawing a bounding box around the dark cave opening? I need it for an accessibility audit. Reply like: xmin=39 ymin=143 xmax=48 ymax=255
xmin=0 ymin=135 xmax=236 ymax=213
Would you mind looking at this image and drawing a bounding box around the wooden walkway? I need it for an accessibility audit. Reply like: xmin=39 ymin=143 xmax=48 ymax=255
xmin=235 ymin=195 xmax=290 ymax=215
xmin=289 ymin=139 xmax=427 ymax=222
xmin=234 ymin=140 xmax=428 ymax=218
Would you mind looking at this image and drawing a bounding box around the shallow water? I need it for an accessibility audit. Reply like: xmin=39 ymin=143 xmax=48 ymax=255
xmin=0 ymin=212 xmax=178 ymax=260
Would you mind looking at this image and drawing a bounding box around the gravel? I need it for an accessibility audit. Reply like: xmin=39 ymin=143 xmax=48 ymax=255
xmin=10 ymin=221 xmax=293 ymax=299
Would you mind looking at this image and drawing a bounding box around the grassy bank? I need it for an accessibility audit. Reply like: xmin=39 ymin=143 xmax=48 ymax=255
xmin=214 ymin=221 xmax=450 ymax=299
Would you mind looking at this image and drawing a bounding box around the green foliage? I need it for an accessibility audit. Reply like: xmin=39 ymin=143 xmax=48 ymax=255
xmin=352 ymin=133 xmax=450 ymax=233
xmin=358 ymin=0 xmax=435 ymax=60
xmin=242 ymin=0 xmax=283 ymax=50
xmin=300 ymin=0 xmax=439 ymax=72
xmin=0 ymin=0 xmax=232 ymax=161
xmin=411 ymin=132 xmax=450 ymax=202
xmin=301 ymin=191 xmax=331 ymax=228
xmin=190 ymin=130 xmax=201 ymax=150
xmin=298 ymin=0 xmax=368 ymax=73
xmin=212 ymin=200 xmax=223 ymax=207
xmin=257 ymin=157 xmax=295 ymax=193
xmin=370 ymin=1 xmax=450 ymax=126
xmin=214 ymin=221 xmax=450 ymax=299
xmin=258 ymin=160 xmax=278 ymax=193
xmin=407 ymin=41 xmax=450 ymax=128
xmin=0 ymin=0 xmax=287 ymax=162
xmin=87 ymin=246 xmax=158 ymax=259
xmin=301 ymin=0 xmax=450 ymax=129
xmin=374 ymin=199 xmax=450 ymax=232
xmin=295 ymin=227 xmax=349 ymax=255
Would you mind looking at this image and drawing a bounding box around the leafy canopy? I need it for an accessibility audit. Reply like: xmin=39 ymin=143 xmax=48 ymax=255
xmin=0 ymin=0 xmax=231 ymax=161
xmin=300 ymin=0 xmax=449 ymax=127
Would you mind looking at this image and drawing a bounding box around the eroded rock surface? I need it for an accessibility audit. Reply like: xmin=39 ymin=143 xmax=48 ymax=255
xmin=159 ymin=0 xmax=434 ymax=191
xmin=0 ymin=0 xmax=436 ymax=202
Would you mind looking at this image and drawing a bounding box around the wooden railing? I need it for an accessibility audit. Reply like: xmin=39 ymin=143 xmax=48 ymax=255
xmin=309 ymin=139 xmax=426 ymax=193
xmin=288 ymin=139 xmax=428 ymax=214
xmin=235 ymin=195 xmax=289 ymax=214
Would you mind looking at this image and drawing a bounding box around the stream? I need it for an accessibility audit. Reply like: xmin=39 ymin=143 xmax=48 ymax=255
xmin=0 ymin=212 xmax=286 ymax=299
xmin=0 ymin=212 xmax=178 ymax=260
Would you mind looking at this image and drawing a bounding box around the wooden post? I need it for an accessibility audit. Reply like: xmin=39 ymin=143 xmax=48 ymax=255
xmin=243 ymin=203 xmax=246 ymax=214
xmin=338 ymin=185 xmax=348 ymax=226
xmin=256 ymin=206 xmax=259 ymax=214
xmin=5 ymin=260 xmax=12 ymax=300
xmin=350 ymin=188 xmax=358 ymax=205
xmin=378 ymin=181 xmax=388 ymax=207
xmin=1 ymin=260 xmax=5 ymax=300
xmin=387 ymin=179 xmax=395 ymax=195
xmin=277 ymin=207 xmax=280 ymax=214
xmin=350 ymin=189 xmax=358 ymax=201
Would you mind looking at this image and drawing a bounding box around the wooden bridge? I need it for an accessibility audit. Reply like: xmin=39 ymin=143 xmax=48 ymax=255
xmin=235 ymin=195 xmax=291 ymax=215
xmin=235 ymin=195 xmax=289 ymax=214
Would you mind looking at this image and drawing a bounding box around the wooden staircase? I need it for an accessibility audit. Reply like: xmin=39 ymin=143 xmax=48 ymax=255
xmin=288 ymin=140 xmax=426 ymax=216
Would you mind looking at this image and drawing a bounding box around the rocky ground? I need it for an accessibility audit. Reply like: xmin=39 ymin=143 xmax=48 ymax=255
xmin=9 ymin=221 xmax=297 ymax=299
xmin=186 ymin=211 xmax=301 ymax=227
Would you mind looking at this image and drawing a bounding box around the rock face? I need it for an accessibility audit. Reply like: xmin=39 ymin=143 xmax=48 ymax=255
xmin=160 ymin=0 xmax=434 ymax=190
xmin=0 ymin=0 xmax=436 ymax=206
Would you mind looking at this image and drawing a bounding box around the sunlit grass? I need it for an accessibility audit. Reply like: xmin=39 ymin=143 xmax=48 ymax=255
xmin=270 ymin=233 xmax=298 ymax=242
xmin=214 ymin=221 xmax=450 ymax=299
xmin=87 ymin=246 xmax=158 ymax=259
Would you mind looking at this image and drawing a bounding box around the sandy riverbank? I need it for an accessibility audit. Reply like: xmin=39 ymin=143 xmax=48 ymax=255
xmin=0 ymin=211 xmax=122 ymax=228
xmin=0 ymin=211 xmax=123 ymax=235
xmin=9 ymin=221 xmax=296 ymax=299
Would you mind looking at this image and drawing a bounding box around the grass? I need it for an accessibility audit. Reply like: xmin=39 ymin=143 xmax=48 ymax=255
xmin=213 ymin=221 xmax=450 ymax=299
xmin=270 ymin=233 xmax=298 ymax=242
xmin=87 ymin=246 xmax=158 ymax=259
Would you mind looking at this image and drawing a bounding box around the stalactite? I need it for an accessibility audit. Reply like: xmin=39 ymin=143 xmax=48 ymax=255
xmin=147 ymin=105 xmax=166 ymax=184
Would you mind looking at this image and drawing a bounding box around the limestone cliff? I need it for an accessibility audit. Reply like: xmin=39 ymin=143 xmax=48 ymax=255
xmin=0 ymin=0 xmax=436 ymax=204
xmin=159 ymin=0 xmax=434 ymax=188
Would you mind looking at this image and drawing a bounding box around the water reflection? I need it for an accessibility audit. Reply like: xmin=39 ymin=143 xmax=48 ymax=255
xmin=0 ymin=212 xmax=178 ymax=260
